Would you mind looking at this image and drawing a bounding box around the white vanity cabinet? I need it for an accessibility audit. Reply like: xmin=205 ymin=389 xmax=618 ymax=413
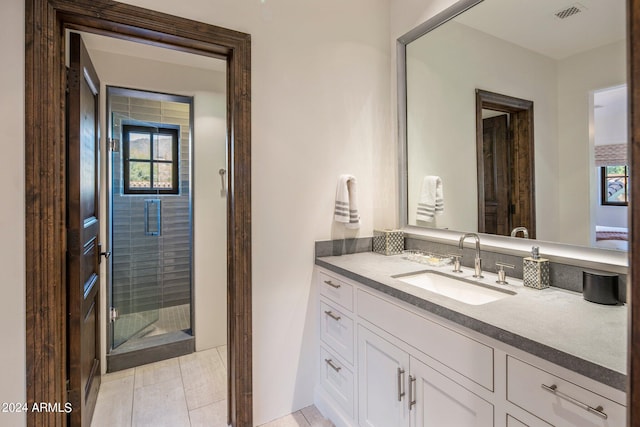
xmin=410 ymin=355 xmax=493 ymax=427
xmin=357 ymin=325 xmax=410 ymax=427
xmin=506 ymin=356 xmax=626 ymax=427
xmin=506 ymin=415 xmax=534 ymax=427
xmin=357 ymin=325 xmax=493 ymax=427
xmin=317 ymin=270 xmax=357 ymax=422
xmin=314 ymin=266 xmax=626 ymax=427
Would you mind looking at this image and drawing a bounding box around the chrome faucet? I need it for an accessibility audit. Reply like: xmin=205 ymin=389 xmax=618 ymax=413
xmin=510 ymin=226 xmax=529 ymax=238
xmin=458 ymin=233 xmax=483 ymax=278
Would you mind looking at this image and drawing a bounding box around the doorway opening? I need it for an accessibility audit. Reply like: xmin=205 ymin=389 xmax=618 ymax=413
xmin=592 ymin=84 xmax=629 ymax=251
xmin=106 ymin=87 xmax=197 ymax=370
xmin=25 ymin=1 xmax=252 ymax=425
xmin=476 ymin=89 xmax=536 ymax=239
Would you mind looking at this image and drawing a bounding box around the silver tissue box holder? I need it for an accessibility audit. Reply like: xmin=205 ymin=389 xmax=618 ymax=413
xmin=373 ymin=229 xmax=404 ymax=255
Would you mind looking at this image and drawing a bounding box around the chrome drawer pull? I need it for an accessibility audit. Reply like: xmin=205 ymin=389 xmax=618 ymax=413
xmin=324 ymin=310 xmax=341 ymax=321
xmin=397 ymin=368 xmax=406 ymax=401
xmin=325 ymin=358 xmax=341 ymax=372
xmin=541 ymin=384 xmax=608 ymax=419
xmin=408 ymin=375 xmax=416 ymax=410
xmin=324 ymin=280 xmax=341 ymax=289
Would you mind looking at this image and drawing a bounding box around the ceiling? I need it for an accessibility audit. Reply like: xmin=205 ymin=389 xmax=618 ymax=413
xmin=80 ymin=32 xmax=226 ymax=72
xmin=455 ymin=0 xmax=625 ymax=60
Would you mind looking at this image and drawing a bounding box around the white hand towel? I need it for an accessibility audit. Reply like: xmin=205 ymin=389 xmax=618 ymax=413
xmin=416 ymin=176 xmax=444 ymax=222
xmin=334 ymin=175 xmax=360 ymax=229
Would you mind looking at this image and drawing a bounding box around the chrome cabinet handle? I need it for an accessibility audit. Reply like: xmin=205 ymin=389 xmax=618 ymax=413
xmin=397 ymin=368 xmax=406 ymax=401
xmin=324 ymin=280 xmax=341 ymax=289
xmin=408 ymin=375 xmax=416 ymax=410
xmin=541 ymin=384 xmax=608 ymax=419
xmin=325 ymin=358 xmax=341 ymax=373
xmin=324 ymin=310 xmax=341 ymax=321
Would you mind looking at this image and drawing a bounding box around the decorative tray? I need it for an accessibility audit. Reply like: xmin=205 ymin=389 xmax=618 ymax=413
xmin=403 ymin=250 xmax=453 ymax=267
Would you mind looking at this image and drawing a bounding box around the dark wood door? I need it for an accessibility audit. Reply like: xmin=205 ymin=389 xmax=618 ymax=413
xmin=481 ymin=114 xmax=510 ymax=236
xmin=67 ymin=32 xmax=101 ymax=427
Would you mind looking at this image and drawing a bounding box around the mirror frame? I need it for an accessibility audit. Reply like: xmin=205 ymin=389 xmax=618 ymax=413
xmin=397 ymin=0 xmax=628 ymax=269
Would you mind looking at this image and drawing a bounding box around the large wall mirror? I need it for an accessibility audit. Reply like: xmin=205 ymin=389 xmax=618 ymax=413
xmin=399 ymin=0 xmax=628 ymax=253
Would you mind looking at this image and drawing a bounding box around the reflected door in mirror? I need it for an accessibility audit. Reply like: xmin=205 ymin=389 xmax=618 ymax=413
xmin=481 ymin=113 xmax=510 ymax=235
xmin=476 ymin=90 xmax=536 ymax=239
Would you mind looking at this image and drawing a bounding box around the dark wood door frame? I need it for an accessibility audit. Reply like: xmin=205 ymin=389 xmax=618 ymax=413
xmin=25 ymin=1 xmax=252 ymax=426
xmin=476 ymin=89 xmax=536 ymax=239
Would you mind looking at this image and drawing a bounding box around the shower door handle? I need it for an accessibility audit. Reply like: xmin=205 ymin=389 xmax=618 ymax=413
xmin=144 ymin=199 xmax=161 ymax=236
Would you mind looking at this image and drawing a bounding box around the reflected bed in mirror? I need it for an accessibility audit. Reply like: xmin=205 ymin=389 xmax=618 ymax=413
xmin=398 ymin=0 xmax=628 ymax=252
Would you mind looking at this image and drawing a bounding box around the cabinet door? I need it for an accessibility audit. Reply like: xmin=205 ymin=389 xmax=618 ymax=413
xmin=410 ymin=357 xmax=494 ymax=427
xmin=358 ymin=325 xmax=410 ymax=427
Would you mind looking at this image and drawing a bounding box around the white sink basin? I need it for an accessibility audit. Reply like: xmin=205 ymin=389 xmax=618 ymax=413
xmin=393 ymin=270 xmax=515 ymax=305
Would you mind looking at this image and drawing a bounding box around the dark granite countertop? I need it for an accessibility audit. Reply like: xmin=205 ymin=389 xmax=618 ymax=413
xmin=315 ymin=252 xmax=627 ymax=391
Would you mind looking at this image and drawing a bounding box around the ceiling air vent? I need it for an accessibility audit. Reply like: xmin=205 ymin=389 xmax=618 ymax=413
xmin=554 ymin=3 xmax=586 ymax=20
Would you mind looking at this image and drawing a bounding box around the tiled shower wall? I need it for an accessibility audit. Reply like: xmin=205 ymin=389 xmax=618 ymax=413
xmin=111 ymin=94 xmax=192 ymax=315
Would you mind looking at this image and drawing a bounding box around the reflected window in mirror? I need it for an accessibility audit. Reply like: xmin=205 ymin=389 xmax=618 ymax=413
xmin=601 ymin=166 xmax=629 ymax=206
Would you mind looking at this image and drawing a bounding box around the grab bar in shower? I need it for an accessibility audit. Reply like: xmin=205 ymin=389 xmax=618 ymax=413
xmin=144 ymin=199 xmax=161 ymax=236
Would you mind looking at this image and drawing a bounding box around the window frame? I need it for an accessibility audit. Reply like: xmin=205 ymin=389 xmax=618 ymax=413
xmin=122 ymin=124 xmax=180 ymax=195
xmin=600 ymin=165 xmax=629 ymax=206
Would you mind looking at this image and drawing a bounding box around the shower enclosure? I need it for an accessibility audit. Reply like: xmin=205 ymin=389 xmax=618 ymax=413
xmin=106 ymin=87 xmax=194 ymax=370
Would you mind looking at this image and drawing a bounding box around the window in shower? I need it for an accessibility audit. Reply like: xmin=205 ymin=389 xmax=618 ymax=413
xmin=123 ymin=125 xmax=179 ymax=194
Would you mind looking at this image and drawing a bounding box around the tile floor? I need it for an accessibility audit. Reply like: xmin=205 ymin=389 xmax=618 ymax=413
xmin=91 ymin=345 xmax=334 ymax=427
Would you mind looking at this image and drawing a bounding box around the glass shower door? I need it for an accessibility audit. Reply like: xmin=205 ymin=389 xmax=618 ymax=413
xmin=110 ymin=111 xmax=161 ymax=349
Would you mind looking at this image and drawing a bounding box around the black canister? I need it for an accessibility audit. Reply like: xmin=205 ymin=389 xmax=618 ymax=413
xmin=582 ymin=271 xmax=619 ymax=305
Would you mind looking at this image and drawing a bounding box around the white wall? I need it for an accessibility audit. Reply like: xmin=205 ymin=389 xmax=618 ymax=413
xmin=391 ymin=0 xmax=459 ymax=40
xmin=0 ymin=1 xmax=26 ymax=427
xmin=193 ymin=91 xmax=229 ymax=351
xmin=2 ymin=0 xmax=392 ymax=426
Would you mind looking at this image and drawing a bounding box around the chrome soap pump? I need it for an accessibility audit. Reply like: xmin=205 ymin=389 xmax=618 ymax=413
xmin=523 ymin=246 xmax=550 ymax=289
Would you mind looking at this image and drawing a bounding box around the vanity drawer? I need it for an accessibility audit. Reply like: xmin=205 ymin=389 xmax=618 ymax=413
xmin=506 ymin=413 xmax=551 ymax=427
xmin=358 ymin=289 xmax=494 ymax=391
xmin=506 ymin=415 xmax=528 ymax=427
xmin=320 ymin=300 xmax=354 ymax=364
xmin=318 ymin=271 xmax=354 ymax=311
xmin=320 ymin=346 xmax=355 ymax=418
xmin=507 ymin=356 xmax=626 ymax=427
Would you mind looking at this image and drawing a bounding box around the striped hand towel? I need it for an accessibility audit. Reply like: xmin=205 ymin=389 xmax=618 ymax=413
xmin=416 ymin=176 xmax=444 ymax=222
xmin=334 ymin=175 xmax=360 ymax=229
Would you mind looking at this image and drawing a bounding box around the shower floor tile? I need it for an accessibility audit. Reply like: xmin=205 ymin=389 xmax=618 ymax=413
xmin=114 ymin=303 xmax=191 ymax=347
